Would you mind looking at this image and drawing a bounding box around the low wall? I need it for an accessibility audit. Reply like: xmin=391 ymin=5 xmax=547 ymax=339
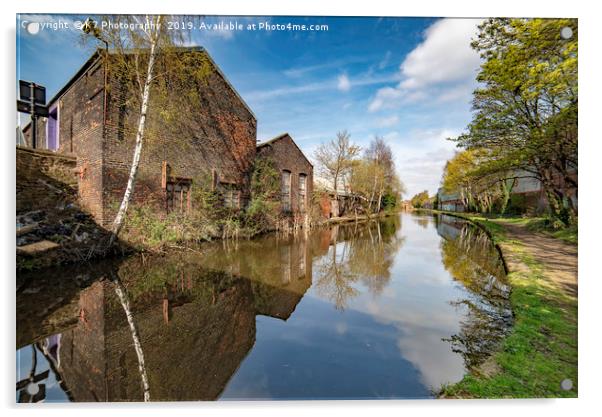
xmin=16 ymin=146 xmax=118 ymax=271
xmin=16 ymin=146 xmax=77 ymax=214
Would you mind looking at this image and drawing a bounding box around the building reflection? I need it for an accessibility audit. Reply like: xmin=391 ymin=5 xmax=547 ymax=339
xmin=16 ymin=233 xmax=314 ymax=402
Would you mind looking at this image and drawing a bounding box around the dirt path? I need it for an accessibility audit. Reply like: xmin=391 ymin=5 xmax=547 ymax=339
xmin=495 ymin=222 xmax=578 ymax=297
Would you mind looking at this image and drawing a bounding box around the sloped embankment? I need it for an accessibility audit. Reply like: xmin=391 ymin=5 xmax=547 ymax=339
xmin=16 ymin=146 xmax=113 ymax=270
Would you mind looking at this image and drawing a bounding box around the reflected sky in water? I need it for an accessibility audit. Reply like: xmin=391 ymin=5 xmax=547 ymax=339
xmin=16 ymin=212 xmax=510 ymax=401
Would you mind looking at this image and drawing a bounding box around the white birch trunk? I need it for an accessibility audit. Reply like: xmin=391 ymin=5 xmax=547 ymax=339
xmin=113 ymin=278 xmax=151 ymax=401
xmin=108 ymin=20 xmax=161 ymax=247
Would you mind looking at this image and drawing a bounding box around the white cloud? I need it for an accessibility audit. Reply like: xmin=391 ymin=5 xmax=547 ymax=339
xmin=399 ymin=18 xmax=482 ymax=89
xmin=368 ymin=87 xmax=404 ymax=112
xmin=368 ymin=18 xmax=483 ymax=112
xmin=245 ymin=80 xmax=332 ymax=101
xmin=337 ymin=73 xmax=351 ymax=92
xmin=435 ymin=81 xmax=475 ymax=103
xmin=283 ymin=56 xmax=373 ymax=78
xmin=376 ymin=115 xmax=399 ymax=128
xmin=382 ymin=128 xmax=460 ymax=197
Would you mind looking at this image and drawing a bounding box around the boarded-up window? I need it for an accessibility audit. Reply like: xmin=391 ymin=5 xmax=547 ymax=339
xmin=281 ymin=170 xmax=291 ymax=211
xmin=222 ymin=185 xmax=241 ymax=209
xmin=298 ymin=174 xmax=307 ymax=212
xmin=166 ymin=179 xmax=192 ymax=214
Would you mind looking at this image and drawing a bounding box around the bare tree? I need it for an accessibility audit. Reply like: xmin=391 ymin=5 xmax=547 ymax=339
xmin=313 ymin=130 xmax=361 ymax=202
xmin=364 ymin=136 xmax=397 ymax=212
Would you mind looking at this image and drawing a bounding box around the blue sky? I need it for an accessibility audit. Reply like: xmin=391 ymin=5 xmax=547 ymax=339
xmin=17 ymin=15 xmax=484 ymax=197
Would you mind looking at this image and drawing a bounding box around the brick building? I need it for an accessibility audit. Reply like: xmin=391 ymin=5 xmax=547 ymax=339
xmin=22 ymin=47 xmax=257 ymax=226
xmin=256 ymin=133 xmax=313 ymax=219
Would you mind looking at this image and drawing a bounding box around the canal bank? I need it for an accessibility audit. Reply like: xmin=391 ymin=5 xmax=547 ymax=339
xmin=432 ymin=210 xmax=578 ymax=398
xmin=17 ymin=194 xmax=401 ymax=272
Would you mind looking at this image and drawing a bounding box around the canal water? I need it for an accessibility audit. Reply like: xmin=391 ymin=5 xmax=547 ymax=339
xmin=16 ymin=212 xmax=512 ymax=402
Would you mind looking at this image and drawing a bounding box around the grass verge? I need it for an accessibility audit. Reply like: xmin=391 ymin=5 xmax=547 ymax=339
xmin=436 ymin=212 xmax=578 ymax=398
xmin=497 ymin=217 xmax=578 ymax=245
xmin=445 ymin=212 xmax=577 ymax=246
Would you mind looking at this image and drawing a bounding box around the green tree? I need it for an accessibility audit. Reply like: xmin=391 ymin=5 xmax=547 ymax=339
xmin=349 ymin=159 xmax=382 ymax=213
xmin=410 ymin=190 xmax=430 ymax=209
xmin=441 ymin=149 xmax=518 ymax=213
xmin=454 ymin=18 xmax=577 ymax=224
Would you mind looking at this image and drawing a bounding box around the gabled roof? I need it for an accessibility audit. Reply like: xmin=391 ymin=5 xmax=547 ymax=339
xmin=46 ymin=50 xmax=104 ymax=108
xmin=257 ymin=133 xmax=313 ymax=167
xmin=37 ymin=46 xmax=256 ymax=121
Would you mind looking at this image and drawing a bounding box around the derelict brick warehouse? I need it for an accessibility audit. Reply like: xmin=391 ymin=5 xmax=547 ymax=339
xmin=23 ymin=47 xmax=257 ymax=226
xmin=256 ymin=133 xmax=313 ymax=219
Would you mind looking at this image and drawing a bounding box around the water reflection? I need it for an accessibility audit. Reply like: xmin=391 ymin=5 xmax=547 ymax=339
xmin=313 ymin=219 xmax=405 ymax=310
xmin=16 ymin=213 xmax=510 ymax=401
xmin=436 ymin=214 xmax=512 ymax=369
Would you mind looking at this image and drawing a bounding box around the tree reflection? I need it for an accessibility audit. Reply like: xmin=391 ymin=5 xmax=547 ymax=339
xmin=413 ymin=216 xmax=430 ymax=229
xmin=351 ymin=219 xmax=405 ymax=296
xmin=314 ymin=227 xmax=360 ymax=311
xmin=111 ymin=273 xmax=151 ymax=401
xmin=314 ymin=218 xmax=405 ymax=309
xmin=437 ymin=214 xmax=512 ymax=370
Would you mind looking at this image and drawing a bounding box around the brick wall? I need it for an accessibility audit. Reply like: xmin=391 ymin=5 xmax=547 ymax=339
xmin=22 ymin=117 xmax=48 ymax=149
xmin=22 ymin=49 xmax=257 ymax=227
xmin=16 ymin=146 xmax=77 ymax=214
xmin=101 ymin=50 xmax=257 ymax=225
xmin=256 ymin=134 xmax=313 ymax=218
xmin=61 ymin=58 xmax=106 ymax=222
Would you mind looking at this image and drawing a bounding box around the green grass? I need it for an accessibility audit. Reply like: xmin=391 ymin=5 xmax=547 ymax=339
xmin=525 ymin=219 xmax=577 ymax=245
xmin=439 ymin=222 xmax=578 ymax=398
xmin=491 ymin=216 xmax=578 ymax=245
xmin=549 ymin=226 xmax=578 ymax=245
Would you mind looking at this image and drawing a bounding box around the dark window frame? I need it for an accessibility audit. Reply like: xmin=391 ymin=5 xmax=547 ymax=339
xmin=166 ymin=178 xmax=193 ymax=214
